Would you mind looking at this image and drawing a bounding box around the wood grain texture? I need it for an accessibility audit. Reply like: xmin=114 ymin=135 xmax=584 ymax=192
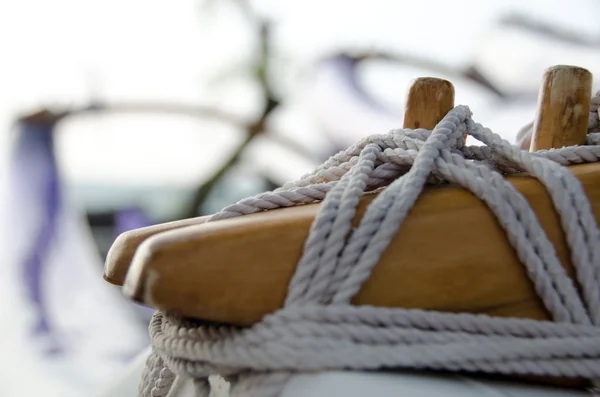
xmin=121 ymin=163 xmax=600 ymax=325
xmin=403 ymin=77 xmax=455 ymax=130
xmin=530 ymin=65 xmax=592 ymax=151
xmin=104 ymin=215 xmax=212 ymax=285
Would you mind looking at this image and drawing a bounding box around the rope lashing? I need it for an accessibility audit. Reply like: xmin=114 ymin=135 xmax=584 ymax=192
xmin=140 ymin=103 xmax=600 ymax=397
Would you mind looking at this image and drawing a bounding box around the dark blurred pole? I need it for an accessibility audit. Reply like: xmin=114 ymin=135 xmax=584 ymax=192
xmin=500 ymin=13 xmax=600 ymax=47
xmin=184 ymin=1 xmax=282 ymax=218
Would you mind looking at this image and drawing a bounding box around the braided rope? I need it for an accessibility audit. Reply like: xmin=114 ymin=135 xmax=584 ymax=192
xmin=139 ymin=103 xmax=600 ymax=397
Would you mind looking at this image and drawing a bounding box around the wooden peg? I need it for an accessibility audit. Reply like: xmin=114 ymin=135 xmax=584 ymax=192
xmin=530 ymin=65 xmax=592 ymax=151
xmin=403 ymin=77 xmax=455 ymax=129
xmin=103 ymin=215 xmax=212 ymax=286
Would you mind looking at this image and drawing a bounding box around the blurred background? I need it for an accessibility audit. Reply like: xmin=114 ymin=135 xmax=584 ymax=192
xmin=0 ymin=0 xmax=600 ymax=396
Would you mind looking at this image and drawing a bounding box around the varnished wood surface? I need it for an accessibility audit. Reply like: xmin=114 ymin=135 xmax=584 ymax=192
xmin=121 ymin=162 xmax=600 ymax=325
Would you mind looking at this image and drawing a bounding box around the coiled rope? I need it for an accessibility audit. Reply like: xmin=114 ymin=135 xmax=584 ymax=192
xmin=140 ymin=102 xmax=600 ymax=397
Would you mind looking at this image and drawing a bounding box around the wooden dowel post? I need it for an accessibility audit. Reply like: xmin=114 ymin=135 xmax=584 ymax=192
xmin=403 ymin=77 xmax=455 ymax=130
xmin=530 ymin=65 xmax=592 ymax=151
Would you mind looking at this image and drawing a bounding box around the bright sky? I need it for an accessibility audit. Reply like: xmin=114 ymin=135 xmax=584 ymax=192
xmin=0 ymin=0 xmax=599 ymax=188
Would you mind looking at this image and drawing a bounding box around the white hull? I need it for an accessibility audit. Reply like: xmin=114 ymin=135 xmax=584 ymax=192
xmin=96 ymin=348 xmax=594 ymax=397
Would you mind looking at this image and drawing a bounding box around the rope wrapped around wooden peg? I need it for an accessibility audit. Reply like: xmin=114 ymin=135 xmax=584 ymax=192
xmin=140 ymin=102 xmax=600 ymax=397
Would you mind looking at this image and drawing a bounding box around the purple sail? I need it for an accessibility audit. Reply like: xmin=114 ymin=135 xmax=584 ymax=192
xmin=2 ymin=118 xmax=148 ymax=394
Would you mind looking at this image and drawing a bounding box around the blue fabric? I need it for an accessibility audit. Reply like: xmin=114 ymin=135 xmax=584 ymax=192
xmin=12 ymin=120 xmax=62 ymax=352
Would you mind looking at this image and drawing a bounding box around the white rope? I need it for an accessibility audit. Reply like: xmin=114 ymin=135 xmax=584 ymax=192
xmin=139 ymin=103 xmax=600 ymax=397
